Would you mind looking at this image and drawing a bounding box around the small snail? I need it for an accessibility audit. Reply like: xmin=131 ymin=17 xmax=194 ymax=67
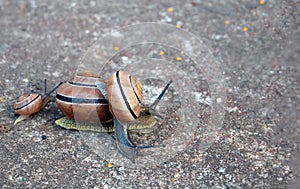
xmin=14 ymin=80 xmax=62 ymax=125
xmin=55 ymin=70 xmax=172 ymax=162
xmin=55 ymin=71 xmax=113 ymax=124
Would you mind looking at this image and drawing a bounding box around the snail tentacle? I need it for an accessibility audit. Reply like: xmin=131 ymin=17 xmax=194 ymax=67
xmin=42 ymin=82 xmax=63 ymax=101
xmin=150 ymin=80 xmax=173 ymax=110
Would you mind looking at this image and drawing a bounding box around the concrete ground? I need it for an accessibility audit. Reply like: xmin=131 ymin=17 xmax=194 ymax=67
xmin=0 ymin=0 xmax=299 ymax=188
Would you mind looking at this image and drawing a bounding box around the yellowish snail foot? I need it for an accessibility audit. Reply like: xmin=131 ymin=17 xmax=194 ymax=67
xmin=14 ymin=115 xmax=31 ymax=125
xmin=55 ymin=116 xmax=114 ymax=133
xmin=54 ymin=115 xmax=158 ymax=133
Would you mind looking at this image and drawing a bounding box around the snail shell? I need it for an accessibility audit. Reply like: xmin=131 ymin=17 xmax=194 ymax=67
xmin=56 ymin=71 xmax=113 ymax=123
xmin=107 ymin=70 xmax=143 ymax=123
xmin=14 ymin=94 xmax=43 ymax=115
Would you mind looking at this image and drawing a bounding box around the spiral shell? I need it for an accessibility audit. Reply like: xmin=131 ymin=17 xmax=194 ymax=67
xmin=56 ymin=71 xmax=113 ymax=123
xmin=14 ymin=94 xmax=43 ymax=115
xmin=107 ymin=70 xmax=143 ymax=123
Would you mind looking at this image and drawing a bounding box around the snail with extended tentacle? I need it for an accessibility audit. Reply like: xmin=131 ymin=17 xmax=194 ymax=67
xmin=13 ymin=80 xmax=62 ymax=124
xmin=55 ymin=70 xmax=172 ymax=162
xmin=106 ymin=70 xmax=172 ymax=161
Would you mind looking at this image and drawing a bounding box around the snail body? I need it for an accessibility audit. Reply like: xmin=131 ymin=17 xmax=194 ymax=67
xmin=55 ymin=71 xmax=113 ymax=124
xmin=13 ymin=80 xmax=62 ymax=125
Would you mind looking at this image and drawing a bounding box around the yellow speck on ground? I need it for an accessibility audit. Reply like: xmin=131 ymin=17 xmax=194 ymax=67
xmin=113 ymin=47 xmax=119 ymax=51
xmin=107 ymin=163 xmax=113 ymax=168
xmin=167 ymin=7 xmax=173 ymax=13
xmin=260 ymin=0 xmax=265 ymax=5
xmin=159 ymin=51 xmax=165 ymax=55
xmin=175 ymin=56 xmax=182 ymax=61
xmin=0 ymin=97 xmax=4 ymax=103
xmin=176 ymin=23 xmax=182 ymax=28
xmin=225 ymin=20 xmax=230 ymax=25
xmin=243 ymin=27 xmax=249 ymax=32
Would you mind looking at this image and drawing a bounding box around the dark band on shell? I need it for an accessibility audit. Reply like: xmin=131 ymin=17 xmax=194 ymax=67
xmin=116 ymin=71 xmax=138 ymax=119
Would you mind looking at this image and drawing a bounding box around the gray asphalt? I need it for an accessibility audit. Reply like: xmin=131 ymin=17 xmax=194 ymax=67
xmin=0 ymin=1 xmax=299 ymax=188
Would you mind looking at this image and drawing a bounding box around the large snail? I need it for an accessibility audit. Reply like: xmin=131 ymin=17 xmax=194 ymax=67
xmin=55 ymin=71 xmax=113 ymax=124
xmin=13 ymin=80 xmax=62 ymax=124
xmin=55 ymin=70 xmax=172 ymax=161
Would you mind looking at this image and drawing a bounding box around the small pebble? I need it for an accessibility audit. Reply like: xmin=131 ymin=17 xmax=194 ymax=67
xmin=41 ymin=135 xmax=47 ymax=140
xmin=121 ymin=56 xmax=128 ymax=61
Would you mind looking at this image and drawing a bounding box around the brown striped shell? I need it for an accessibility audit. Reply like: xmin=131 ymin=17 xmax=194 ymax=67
xmin=14 ymin=93 xmax=43 ymax=115
xmin=107 ymin=70 xmax=143 ymax=123
xmin=56 ymin=71 xmax=113 ymax=123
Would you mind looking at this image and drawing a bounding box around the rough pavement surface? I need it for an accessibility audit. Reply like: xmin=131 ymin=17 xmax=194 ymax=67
xmin=0 ymin=0 xmax=299 ymax=188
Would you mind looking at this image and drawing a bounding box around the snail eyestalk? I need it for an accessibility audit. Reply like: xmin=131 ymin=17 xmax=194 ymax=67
xmin=42 ymin=82 xmax=63 ymax=108
xmin=150 ymin=80 xmax=173 ymax=110
xmin=42 ymin=82 xmax=63 ymax=101
xmin=44 ymin=79 xmax=47 ymax=95
xmin=147 ymin=80 xmax=173 ymax=120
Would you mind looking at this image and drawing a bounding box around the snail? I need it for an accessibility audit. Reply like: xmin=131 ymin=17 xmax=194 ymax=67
xmin=107 ymin=70 xmax=172 ymax=161
xmin=13 ymin=80 xmax=62 ymax=125
xmin=55 ymin=71 xmax=113 ymax=125
xmin=55 ymin=70 xmax=172 ymax=162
